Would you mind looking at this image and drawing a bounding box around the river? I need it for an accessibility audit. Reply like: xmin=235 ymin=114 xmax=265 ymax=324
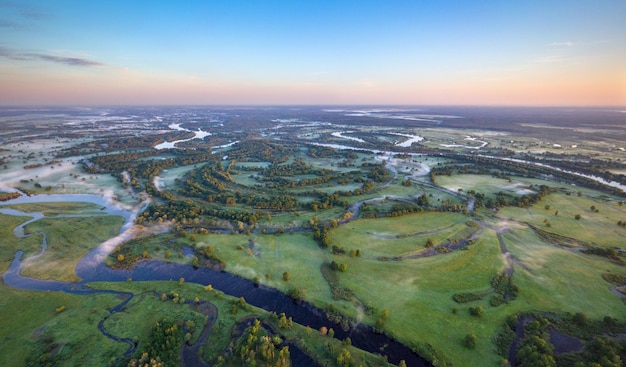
xmin=155 ymin=123 xmax=211 ymax=150
xmin=0 ymin=193 xmax=430 ymax=367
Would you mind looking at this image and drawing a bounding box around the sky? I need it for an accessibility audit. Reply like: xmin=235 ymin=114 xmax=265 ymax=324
xmin=0 ymin=0 xmax=625 ymax=106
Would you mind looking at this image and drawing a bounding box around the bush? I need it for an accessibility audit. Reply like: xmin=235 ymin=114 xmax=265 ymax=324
xmin=453 ymin=292 xmax=484 ymax=303
xmin=490 ymin=294 xmax=505 ymax=307
xmin=469 ymin=306 xmax=483 ymax=317
xmin=463 ymin=333 xmax=477 ymax=349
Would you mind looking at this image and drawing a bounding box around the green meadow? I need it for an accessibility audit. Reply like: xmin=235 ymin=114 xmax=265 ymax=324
xmin=2 ymin=130 xmax=625 ymax=367
xmin=0 ymin=281 xmax=124 ymax=367
xmin=497 ymin=191 xmax=626 ymax=248
xmin=329 ymin=212 xmax=473 ymax=258
xmin=194 ymin=232 xmax=335 ymax=304
xmin=0 ymin=214 xmax=42 ymax=273
xmin=21 ymin=215 xmax=125 ymax=282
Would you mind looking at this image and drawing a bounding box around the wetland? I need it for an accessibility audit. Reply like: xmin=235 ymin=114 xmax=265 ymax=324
xmin=1 ymin=106 xmax=625 ymax=367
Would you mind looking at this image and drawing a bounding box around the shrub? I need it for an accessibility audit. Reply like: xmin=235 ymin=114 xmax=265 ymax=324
xmin=469 ymin=306 xmax=483 ymax=317
xmin=453 ymin=292 xmax=484 ymax=303
xmin=463 ymin=333 xmax=477 ymax=349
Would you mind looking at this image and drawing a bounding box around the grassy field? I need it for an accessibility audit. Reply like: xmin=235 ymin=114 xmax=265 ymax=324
xmin=436 ymin=173 xmax=624 ymax=202
xmin=0 ymin=213 xmax=42 ymax=273
xmin=335 ymin=230 xmax=508 ymax=366
xmin=0 ymin=280 xmax=124 ymax=367
xmin=20 ymin=215 xmax=125 ymax=282
xmin=329 ymin=212 xmax=473 ymax=258
xmin=435 ymin=174 xmax=536 ymax=197
xmin=89 ymin=281 xmax=210 ymax=349
xmin=501 ymin=228 xmax=625 ymax=316
xmin=124 ymin=200 xmax=626 ymax=366
xmin=497 ymin=191 xmax=626 ymax=248
xmin=90 ymin=280 xmax=397 ymax=367
xmin=193 ymin=232 xmax=335 ymax=305
xmin=2 ymin=155 xmax=624 ymax=367
xmin=4 ymin=202 xmax=108 ymax=216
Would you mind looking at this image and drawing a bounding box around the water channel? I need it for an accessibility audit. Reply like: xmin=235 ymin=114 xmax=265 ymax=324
xmin=0 ymin=193 xmax=430 ymax=366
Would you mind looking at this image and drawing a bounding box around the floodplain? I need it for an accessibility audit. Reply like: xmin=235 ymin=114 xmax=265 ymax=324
xmin=0 ymin=106 xmax=624 ymax=367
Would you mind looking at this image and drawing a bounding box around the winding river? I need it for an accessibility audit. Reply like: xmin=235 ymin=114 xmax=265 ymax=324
xmin=0 ymin=193 xmax=430 ymax=367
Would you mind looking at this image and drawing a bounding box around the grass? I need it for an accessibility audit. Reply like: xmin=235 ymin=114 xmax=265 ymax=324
xmin=497 ymin=191 xmax=626 ymax=248
xmin=0 ymin=213 xmax=42 ymax=273
xmin=0 ymin=280 xmax=124 ymax=367
xmin=90 ymin=280 xmax=396 ymax=367
xmin=335 ymin=230 xmax=508 ymax=367
xmin=2 ymin=162 xmax=623 ymax=367
xmin=192 ymin=232 xmax=335 ymax=305
xmin=328 ymin=212 xmax=473 ymax=258
xmin=4 ymin=202 xmax=107 ymax=216
xmin=20 ymin=215 xmax=125 ymax=282
xmin=89 ymin=281 xmax=210 ymax=351
xmin=501 ymin=228 xmax=625 ymax=318
xmin=435 ymin=174 xmax=536 ymax=197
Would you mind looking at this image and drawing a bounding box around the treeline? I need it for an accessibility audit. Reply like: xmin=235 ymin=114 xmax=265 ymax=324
xmin=433 ymin=154 xmax=625 ymax=196
xmin=473 ymin=185 xmax=553 ymax=209
xmin=226 ymin=140 xmax=291 ymax=164
xmin=524 ymin=152 xmax=626 ymax=185
xmin=183 ymin=161 xmax=234 ymax=194
xmin=363 ymin=161 xmax=392 ymax=182
xmin=307 ymin=146 xmax=358 ymax=159
xmin=218 ymin=319 xmax=290 ymax=367
xmin=57 ymin=133 xmax=190 ymax=158
xmin=136 ymin=199 xmax=263 ymax=225
xmin=361 ymin=201 xmax=427 ymax=218
xmin=127 ymin=319 xmax=183 ymax=367
xmin=503 ymin=313 xmax=626 ymax=367
xmin=0 ymin=192 xmax=21 ymax=201
xmin=83 ymin=148 xmax=224 ymax=189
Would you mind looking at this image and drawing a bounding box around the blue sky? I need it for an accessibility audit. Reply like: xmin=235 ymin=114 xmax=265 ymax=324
xmin=1 ymin=0 xmax=624 ymax=105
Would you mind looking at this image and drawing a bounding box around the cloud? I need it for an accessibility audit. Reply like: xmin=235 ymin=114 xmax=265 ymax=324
xmin=35 ymin=54 xmax=103 ymax=67
xmin=0 ymin=19 xmax=23 ymax=29
xmin=0 ymin=1 xmax=50 ymax=19
xmin=549 ymin=41 xmax=574 ymax=47
xmin=0 ymin=46 xmax=104 ymax=67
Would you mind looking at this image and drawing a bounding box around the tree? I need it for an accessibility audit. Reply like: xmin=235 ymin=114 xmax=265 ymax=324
xmin=283 ymin=271 xmax=290 ymax=281
xmin=573 ymin=312 xmax=587 ymax=327
xmin=337 ymin=348 xmax=353 ymax=367
xmin=469 ymin=306 xmax=483 ymax=317
xmin=278 ymin=313 xmax=293 ymax=329
xmin=463 ymin=333 xmax=477 ymax=349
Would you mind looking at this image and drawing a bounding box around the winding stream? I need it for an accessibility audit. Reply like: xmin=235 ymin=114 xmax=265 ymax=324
xmin=0 ymin=194 xmax=430 ymax=367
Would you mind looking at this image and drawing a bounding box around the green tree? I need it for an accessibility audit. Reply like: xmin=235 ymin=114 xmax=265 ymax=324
xmin=469 ymin=306 xmax=483 ymax=317
xmin=463 ymin=333 xmax=477 ymax=349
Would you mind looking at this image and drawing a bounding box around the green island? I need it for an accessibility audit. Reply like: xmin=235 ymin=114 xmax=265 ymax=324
xmin=0 ymin=106 xmax=625 ymax=367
